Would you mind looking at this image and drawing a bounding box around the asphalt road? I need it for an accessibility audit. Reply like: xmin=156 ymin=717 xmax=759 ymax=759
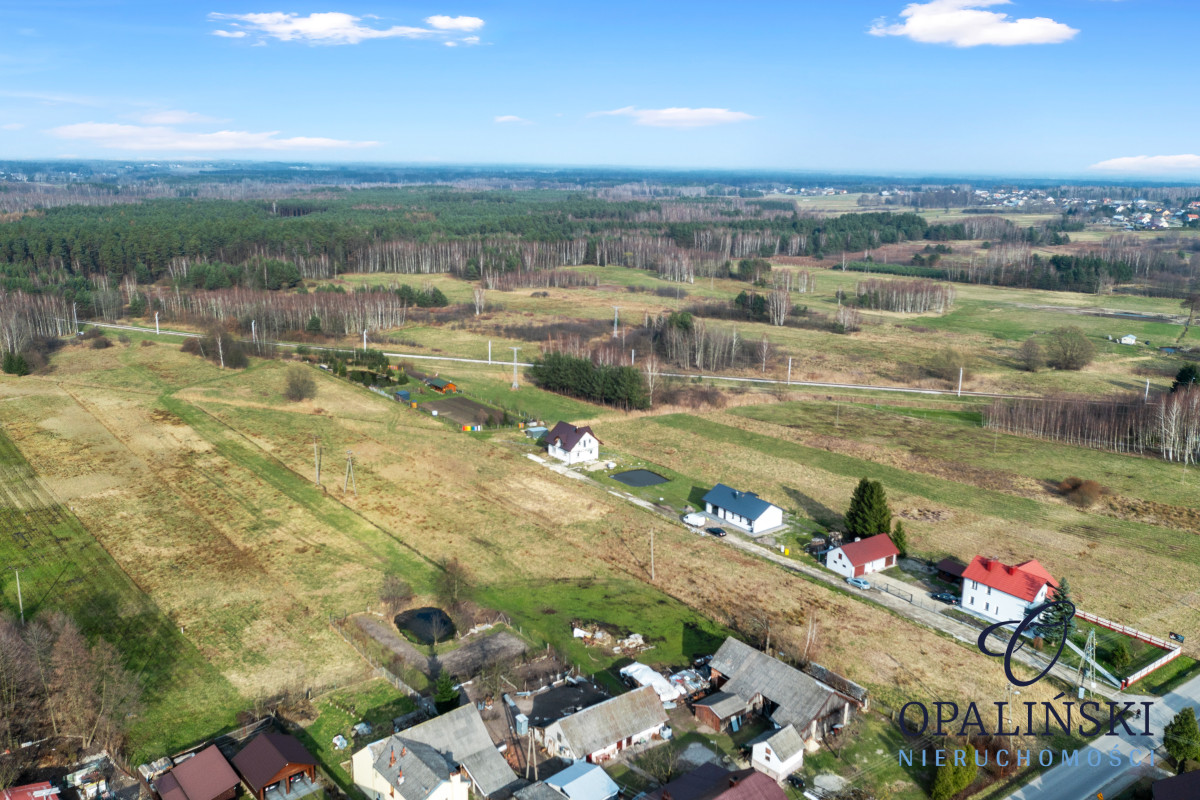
xmin=1004 ymin=671 xmax=1200 ymax=799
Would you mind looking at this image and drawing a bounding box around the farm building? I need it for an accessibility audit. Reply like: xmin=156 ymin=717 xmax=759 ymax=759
xmin=1119 ymin=334 xmax=1138 ymax=345
xmin=544 ymin=422 xmax=601 ymax=465
xmin=352 ymin=704 xmax=518 ymax=800
xmin=935 ymin=557 xmax=967 ymax=586
xmin=426 ymin=377 xmax=458 ymax=393
xmin=232 ymin=732 xmax=318 ymax=800
xmin=825 ymin=534 xmax=899 ymax=579
xmin=544 ymin=761 xmax=620 ymax=800
xmin=537 ymin=685 xmax=669 ymax=763
xmin=748 ymin=726 xmax=806 ymax=782
xmin=155 ymin=746 xmax=241 ymax=800
xmin=705 ymin=638 xmax=865 ymax=775
xmin=2 ymin=783 xmax=58 ymax=800
xmin=701 ymin=484 xmax=783 ymax=535
xmin=960 ymin=556 xmax=1059 ymax=623
xmin=693 ymin=691 xmax=750 ymax=733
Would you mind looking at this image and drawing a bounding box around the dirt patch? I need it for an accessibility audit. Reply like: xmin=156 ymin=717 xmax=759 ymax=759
xmin=424 ymin=396 xmax=505 ymax=427
xmin=898 ymin=508 xmax=952 ymax=523
xmin=1102 ymin=494 xmax=1200 ymax=535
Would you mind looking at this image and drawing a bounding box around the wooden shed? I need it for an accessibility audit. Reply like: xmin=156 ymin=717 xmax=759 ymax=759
xmin=232 ymin=733 xmax=318 ymax=800
xmin=426 ymin=377 xmax=457 ymax=393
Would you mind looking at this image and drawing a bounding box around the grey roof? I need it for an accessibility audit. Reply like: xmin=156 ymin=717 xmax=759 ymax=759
xmin=695 ymin=691 xmax=748 ymax=719
xmin=760 ymin=726 xmax=805 ymax=761
xmin=709 ymin=638 xmax=839 ymax=730
xmin=514 ymin=784 xmax=566 ymax=800
xmin=377 ymin=704 xmax=518 ymax=799
xmin=702 ymin=485 xmax=775 ymax=521
xmin=554 ymin=686 xmax=667 ymax=758
xmin=544 ymin=762 xmax=619 ymax=800
xmin=546 ymin=422 xmax=599 ymax=452
xmin=373 ymin=740 xmax=450 ymax=800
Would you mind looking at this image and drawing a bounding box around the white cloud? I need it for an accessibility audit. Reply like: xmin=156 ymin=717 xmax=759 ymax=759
xmin=1090 ymin=154 xmax=1200 ymax=173
xmin=1 ymin=123 xmax=24 ymax=131
xmin=444 ymin=41 xmax=458 ymax=47
xmin=589 ymin=106 xmax=756 ymax=128
xmin=211 ymin=29 xmax=247 ymax=38
xmin=424 ymin=15 xmax=484 ymax=32
xmin=461 ymin=35 xmax=480 ymax=45
xmin=494 ymin=115 xmax=531 ymax=124
xmin=207 ymin=12 xmax=441 ymax=45
xmin=868 ymin=0 xmax=1078 ymax=47
xmin=139 ymin=109 xmax=226 ymax=125
xmin=49 ymin=122 xmax=377 ymax=152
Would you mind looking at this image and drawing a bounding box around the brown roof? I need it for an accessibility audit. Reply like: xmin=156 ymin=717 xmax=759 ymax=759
xmin=647 ymin=763 xmax=731 ymax=800
xmin=935 ymin=558 xmax=966 ymax=577
xmin=160 ymin=746 xmax=240 ymax=800
xmin=834 ymin=534 xmax=899 ymax=567
xmin=233 ymin=733 xmax=317 ymax=793
xmin=546 ymin=422 xmax=600 ymax=452
xmin=712 ymin=772 xmax=784 ymax=800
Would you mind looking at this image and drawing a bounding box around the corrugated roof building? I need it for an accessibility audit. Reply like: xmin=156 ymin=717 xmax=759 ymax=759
xmin=539 ymin=686 xmax=668 ymax=763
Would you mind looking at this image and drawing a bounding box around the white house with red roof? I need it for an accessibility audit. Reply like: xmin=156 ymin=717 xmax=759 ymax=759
xmin=825 ymin=534 xmax=900 ymax=579
xmin=960 ymin=556 xmax=1058 ymax=622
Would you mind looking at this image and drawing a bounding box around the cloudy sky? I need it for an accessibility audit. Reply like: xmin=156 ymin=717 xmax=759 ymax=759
xmin=0 ymin=1 xmax=1197 ymax=176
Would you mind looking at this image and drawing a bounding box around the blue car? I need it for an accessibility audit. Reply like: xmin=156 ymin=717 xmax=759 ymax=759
xmin=846 ymin=577 xmax=870 ymax=590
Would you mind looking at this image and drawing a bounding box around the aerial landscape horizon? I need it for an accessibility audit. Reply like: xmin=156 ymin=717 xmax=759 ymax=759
xmin=3 ymin=3 xmax=1200 ymax=800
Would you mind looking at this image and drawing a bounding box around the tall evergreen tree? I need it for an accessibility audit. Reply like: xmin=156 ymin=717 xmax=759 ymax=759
xmin=1173 ymin=363 xmax=1199 ymax=393
xmin=433 ymin=671 xmax=460 ymax=715
xmin=930 ymin=743 xmax=976 ymax=800
xmin=844 ymin=478 xmax=892 ymax=538
xmin=1038 ymin=577 xmax=1075 ymax=642
xmin=891 ymin=520 xmax=908 ymax=557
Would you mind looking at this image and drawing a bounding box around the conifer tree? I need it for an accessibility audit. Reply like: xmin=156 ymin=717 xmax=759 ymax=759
xmin=844 ymin=478 xmax=892 ymax=538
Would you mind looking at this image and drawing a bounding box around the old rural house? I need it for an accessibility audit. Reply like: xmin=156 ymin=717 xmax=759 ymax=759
xmin=701 ymin=484 xmax=783 ymax=535
xmin=352 ymin=705 xmax=518 ymax=800
xmin=538 ymin=685 xmax=669 ymax=763
xmin=155 ymin=746 xmax=241 ymax=800
xmin=747 ymin=726 xmax=806 ymax=782
xmin=824 ymin=534 xmax=899 ymax=579
xmin=692 ymin=692 xmax=750 ymax=733
xmin=704 ymin=638 xmax=865 ymax=776
xmin=544 ymin=422 xmax=600 ymax=464
xmin=232 ymin=732 xmax=318 ymax=800
xmin=960 ymin=556 xmax=1058 ymax=623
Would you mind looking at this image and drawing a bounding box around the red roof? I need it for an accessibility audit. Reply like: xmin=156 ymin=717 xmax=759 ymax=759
xmin=962 ymin=557 xmax=1058 ymax=602
xmin=834 ymin=534 xmax=899 ymax=566
xmin=2 ymin=783 xmax=55 ymax=800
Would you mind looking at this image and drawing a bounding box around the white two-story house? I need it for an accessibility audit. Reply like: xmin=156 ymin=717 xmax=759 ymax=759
xmin=545 ymin=422 xmax=601 ymax=465
xmin=960 ymin=556 xmax=1058 ymax=623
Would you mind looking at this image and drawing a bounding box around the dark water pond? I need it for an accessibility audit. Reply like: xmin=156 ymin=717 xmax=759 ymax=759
xmin=611 ymin=469 xmax=669 ymax=487
xmin=395 ymin=607 xmax=456 ymax=644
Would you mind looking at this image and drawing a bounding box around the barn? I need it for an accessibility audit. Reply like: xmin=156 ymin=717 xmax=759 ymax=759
xmin=426 ymin=377 xmax=458 ymax=394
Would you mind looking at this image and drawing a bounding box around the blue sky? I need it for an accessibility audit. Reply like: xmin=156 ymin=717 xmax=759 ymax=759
xmin=1 ymin=1 xmax=1197 ymax=177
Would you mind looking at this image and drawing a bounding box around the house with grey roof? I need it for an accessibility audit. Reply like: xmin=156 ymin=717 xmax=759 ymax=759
xmin=702 ymin=485 xmax=783 ymax=535
xmin=538 ymin=685 xmax=669 ymax=763
xmin=705 ymin=638 xmax=865 ymax=772
xmin=748 ymin=726 xmax=805 ymax=781
xmin=352 ymin=705 xmax=519 ymax=800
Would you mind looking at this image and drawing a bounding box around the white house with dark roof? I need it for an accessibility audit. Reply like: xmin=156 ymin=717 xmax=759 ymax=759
xmin=749 ymin=725 xmax=806 ymax=781
xmin=545 ymin=422 xmax=601 ymax=465
xmin=537 ymin=685 xmax=668 ymax=763
xmin=702 ymin=484 xmax=783 ymax=535
xmin=352 ymin=705 xmax=518 ymax=800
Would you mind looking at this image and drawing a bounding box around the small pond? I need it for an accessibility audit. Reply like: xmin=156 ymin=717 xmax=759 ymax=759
xmin=395 ymin=607 xmax=456 ymax=645
xmin=611 ymin=469 xmax=669 ymax=487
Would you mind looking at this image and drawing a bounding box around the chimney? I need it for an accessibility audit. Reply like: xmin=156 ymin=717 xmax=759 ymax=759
xmin=401 ymin=746 xmax=407 ymax=757
xmin=389 ymin=749 xmax=396 ymax=768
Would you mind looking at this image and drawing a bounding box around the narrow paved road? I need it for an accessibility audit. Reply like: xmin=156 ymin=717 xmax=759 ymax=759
xmin=1004 ymin=671 xmax=1200 ymax=799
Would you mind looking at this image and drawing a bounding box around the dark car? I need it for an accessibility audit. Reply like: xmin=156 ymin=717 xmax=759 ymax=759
xmin=706 ymin=527 xmax=727 ymax=537
xmin=786 ymin=775 xmax=805 ymax=790
xmin=931 ymin=592 xmax=959 ymax=605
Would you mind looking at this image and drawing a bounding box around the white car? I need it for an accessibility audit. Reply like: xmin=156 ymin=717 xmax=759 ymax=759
xmin=682 ymin=513 xmax=706 ymax=527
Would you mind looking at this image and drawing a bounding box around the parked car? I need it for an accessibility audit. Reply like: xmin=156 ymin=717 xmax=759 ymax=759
xmin=683 ymin=512 xmax=706 ymax=527
xmin=785 ymin=775 xmax=805 ymax=790
xmin=706 ymin=527 xmax=727 ymax=537
xmin=846 ymin=577 xmax=870 ymax=590
xmin=931 ymin=592 xmax=959 ymax=605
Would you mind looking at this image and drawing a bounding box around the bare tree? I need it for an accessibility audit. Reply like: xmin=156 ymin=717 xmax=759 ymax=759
xmin=758 ymin=335 xmax=771 ymax=373
xmin=380 ymin=574 xmax=413 ymax=615
xmin=640 ymin=744 xmax=683 ymax=785
xmin=435 ymin=557 xmax=471 ymax=607
xmin=1019 ymin=338 xmax=1044 ymax=372
xmin=767 ymin=288 xmax=791 ymax=326
xmin=642 ymin=353 xmax=661 ymax=407
xmin=473 ymin=285 xmax=487 ymax=316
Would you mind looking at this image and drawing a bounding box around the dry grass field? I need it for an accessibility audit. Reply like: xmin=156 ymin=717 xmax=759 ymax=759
xmin=0 ymin=337 xmax=1098 ymax=764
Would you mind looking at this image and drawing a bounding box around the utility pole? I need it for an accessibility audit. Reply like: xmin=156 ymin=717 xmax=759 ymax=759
xmin=957 ymin=367 xmax=963 ymax=397
xmin=488 ymin=340 xmax=492 ymax=364
xmin=343 ymin=451 xmax=357 ymax=495
xmin=363 ymin=330 xmax=368 ymax=352
xmin=611 ymin=306 xmax=620 ymax=338
xmin=787 ymin=356 xmax=792 ymax=386
xmin=1145 ymin=378 xmax=1150 ymax=403
xmin=155 ymin=311 xmax=160 ymax=336
xmin=650 ymin=530 xmax=655 ymax=581
xmin=510 ymin=347 xmax=521 ymax=389
xmin=313 ymin=436 xmax=321 ymax=486
xmin=14 ymin=569 xmax=23 ymax=625
xmin=631 ymin=349 xmax=635 ymax=366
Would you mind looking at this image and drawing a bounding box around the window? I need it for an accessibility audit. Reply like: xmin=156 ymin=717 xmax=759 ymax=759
xmin=970 ymin=597 xmax=975 ymax=605
xmin=987 ymin=586 xmax=991 ymax=595
xmin=985 ymin=602 xmax=989 ymax=611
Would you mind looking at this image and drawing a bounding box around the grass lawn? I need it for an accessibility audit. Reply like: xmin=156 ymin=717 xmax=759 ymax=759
xmin=300 ymin=679 xmax=417 ymax=798
xmin=1136 ymin=655 xmax=1200 ymax=696
xmin=801 ymin=712 xmax=930 ymax=800
xmin=604 ymin=763 xmax=656 ymax=796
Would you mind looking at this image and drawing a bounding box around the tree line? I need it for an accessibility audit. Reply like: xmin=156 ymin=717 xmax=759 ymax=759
xmin=528 ymin=351 xmax=648 ymax=409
